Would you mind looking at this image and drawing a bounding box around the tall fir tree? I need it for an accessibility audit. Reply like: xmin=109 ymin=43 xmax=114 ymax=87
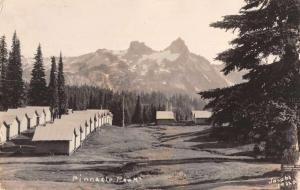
xmin=142 ymin=106 xmax=149 ymax=124
xmin=0 ymin=36 xmax=8 ymax=110
xmin=150 ymin=104 xmax=157 ymax=123
xmin=6 ymin=31 xmax=24 ymax=108
xmin=199 ymin=0 xmax=300 ymax=171
xmin=132 ymin=95 xmax=142 ymax=124
xmin=28 ymin=44 xmax=48 ymax=106
xmin=58 ymin=52 xmax=67 ymax=116
xmin=48 ymin=56 xmax=59 ymax=119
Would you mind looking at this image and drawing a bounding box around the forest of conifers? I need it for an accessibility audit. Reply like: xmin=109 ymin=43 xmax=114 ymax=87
xmin=0 ymin=31 xmax=204 ymax=126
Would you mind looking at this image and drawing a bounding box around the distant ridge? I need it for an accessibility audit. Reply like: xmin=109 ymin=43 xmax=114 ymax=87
xmin=22 ymin=38 xmax=244 ymax=96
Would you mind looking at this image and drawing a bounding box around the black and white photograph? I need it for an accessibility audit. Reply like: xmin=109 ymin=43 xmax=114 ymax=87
xmin=0 ymin=0 xmax=299 ymax=189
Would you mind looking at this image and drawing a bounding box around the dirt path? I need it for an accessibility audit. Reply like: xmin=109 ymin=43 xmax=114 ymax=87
xmin=0 ymin=125 xmax=280 ymax=190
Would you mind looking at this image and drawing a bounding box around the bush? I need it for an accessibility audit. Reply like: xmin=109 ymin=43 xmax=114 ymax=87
xmin=210 ymin=126 xmax=251 ymax=143
xmin=281 ymin=148 xmax=299 ymax=165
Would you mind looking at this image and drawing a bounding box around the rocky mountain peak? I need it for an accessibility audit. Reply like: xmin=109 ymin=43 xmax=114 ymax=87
xmin=22 ymin=38 xmax=243 ymax=96
xmin=127 ymin=41 xmax=153 ymax=55
xmin=166 ymin=37 xmax=189 ymax=54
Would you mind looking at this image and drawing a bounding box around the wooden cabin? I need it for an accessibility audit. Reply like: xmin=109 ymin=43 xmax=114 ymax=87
xmin=7 ymin=109 xmax=29 ymax=133
xmin=26 ymin=106 xmax=52 ymax=125
xmin=32 ymin=125 xmax=81 ymax=155
xmin=15 ymin=108 xmax=40 ymax=128
xmin=192 ymin=111 xmax=212 ymax=125
xmin=156 ymin=111 xmax=175 ymax=125
xmin=0 ymin=112 xmax=19 ymax=143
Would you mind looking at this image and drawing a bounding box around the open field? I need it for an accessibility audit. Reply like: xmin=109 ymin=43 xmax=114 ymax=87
xmin=0 ymin=125 xmax=280 ymax=190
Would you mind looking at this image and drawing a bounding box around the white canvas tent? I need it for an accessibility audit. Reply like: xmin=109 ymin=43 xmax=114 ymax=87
xmin=16 ymin=108 xmax=39 ymax=128
xmin=26 ymin=106 xmax=52 ymax=124
xmin=7 ymin=108 xmax=29 ymax=133
xmin=0 ymin=112 xmax=19 ymax=143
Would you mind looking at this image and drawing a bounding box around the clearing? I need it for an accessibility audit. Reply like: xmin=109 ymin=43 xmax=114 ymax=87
xmin=0 ymin=125 xmax=280 ymax=190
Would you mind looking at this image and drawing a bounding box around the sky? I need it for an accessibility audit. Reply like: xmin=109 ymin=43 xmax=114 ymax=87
xmin=0 ymin=0 xmax=244 ymax=63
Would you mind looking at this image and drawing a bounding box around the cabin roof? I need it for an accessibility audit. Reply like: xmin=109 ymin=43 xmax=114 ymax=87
xmin=7 ymin=109 xmax=29 ymax=119
xmin=156 ymin=111 xmax=175 ymax=120
xmin=22 ymin=106 xmax=50 ymax=116
xmin=32 ymin=109 xmax=107 ymax=141
xmin=192 ymin=111 xmax=212 ymax=118
xmin=0 ymin=112 xmax=17 ymax=125
xmin=32 ymin=126 xmax=74 ymax=141
xmin=16 ymin=107 xmax=38 ymax=118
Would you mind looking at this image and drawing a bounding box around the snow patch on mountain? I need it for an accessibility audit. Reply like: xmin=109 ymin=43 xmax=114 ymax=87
xmin=159 ymin=68 xmax=171 ymax=73
xmin=138 ymin=50 xmax=180 ymax=65
xmin=203 ymin=74 xmax=211 ymax=82
xmin=22 ymin=38 xmax=244 ymax=96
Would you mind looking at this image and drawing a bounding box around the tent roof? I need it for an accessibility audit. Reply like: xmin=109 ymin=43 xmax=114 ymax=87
xmin=0 ymin=112 xmax=17 ymax=125
xmin=156 ymin=111 xmax=175 ymax=120
xmin=21 ymin=106 xmax=50 ymax=116
xmin=32 ymin=109 xmax=106 ymax=141
xmin=192 ymin=111 xmax=212 ymax=118
xmin=16 ymin=107 xmax=38 ymax=118
xmin=32 ymin=125 xmax=74 ymax=141
xmin=7 ymin=109 xmax=29 ymax=119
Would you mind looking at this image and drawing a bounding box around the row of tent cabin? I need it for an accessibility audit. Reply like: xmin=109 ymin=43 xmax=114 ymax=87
xmin=0 ymin=106 xmax=52 ymax=144
xmin=32 ymin=110 xmax=113 ymax=155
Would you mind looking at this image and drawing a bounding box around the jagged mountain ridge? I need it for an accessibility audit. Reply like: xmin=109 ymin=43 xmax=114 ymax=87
xmin=22 ymin=38 xmax=244 ymax=96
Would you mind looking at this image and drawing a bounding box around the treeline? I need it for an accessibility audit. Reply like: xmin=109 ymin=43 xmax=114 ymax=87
xmin=0 ymin=32 xmax=67 ymax=118
xmin=66 ymin=85 xmax=205 ymax=126
xmin=0 ymin=31 xmax=204 ymax=126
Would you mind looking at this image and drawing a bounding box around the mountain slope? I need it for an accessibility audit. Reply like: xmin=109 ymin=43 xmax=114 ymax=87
xmin=23 ymin=38 xmax=244 ymax=96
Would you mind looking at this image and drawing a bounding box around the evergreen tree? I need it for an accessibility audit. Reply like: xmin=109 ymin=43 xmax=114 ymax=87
xmin=6 ymin=31 xmax=24 ymax=108
xmin=150 ymin=104 xmax=157 ymax=123
xmin=0 ymin=36 xmax=8 ymax=110
xmin=142 ymin=106 xmax=149 ymax=124
xmin=199 ymin=0 xmax=300 ymax=165
xmin=109 ymin=96 xmax=122 ymax=126
xmin=64 ymin=86 xmax=204 ymax=126
xmin=58 ymin=52 xmax=67 ymax=116
xmin=132 ymin=95 xmax=142 ymax=124
xmin=88 ymin=93 xmax=94 ymax=109
xmin=28 ymin=44 xmax=48 ymax=106
xmin=124 ymin=103 xmax=130 ymax=125
xmin=48 ymin=56 xmax=59 ymax=119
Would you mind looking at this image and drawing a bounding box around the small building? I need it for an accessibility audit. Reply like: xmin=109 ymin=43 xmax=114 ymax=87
xmin=107 ymin=112 xmax=113 ymax=125
xmin=7 ymin=109 xmax=29 ymax=133
xmin=0 ymin=112 xmax=19 ymax=143
xmin=99 ymin=113 xmax=104 ymax=126
xmin=156 ymin=111 xmax=175 ymax=125
xmin=32 ymin=125 xmax=80 ymax=155
xmin=16 ymin=108 xmax=40 ymax=128
xmin=33 ymin=115 xmax=87 ymax=155
xmin=38 ymin=107 xmax=52 ymax=123
xmin=84 ymin=121 xmax=90 ymax=138
xmin=100 ymin=110 xmax=113 ymax=126
xmin=79 ymin=125 xmax=84 ymax=145
xmin=89 ymin=117 xmax=94 ymax=132
xmin=26 ymin=106 xmax=52 ymax=125
xmin=192 ymin=111 xmax=212 ymax=125
xmin=35 ymin=109 xmax=46 ymax=126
